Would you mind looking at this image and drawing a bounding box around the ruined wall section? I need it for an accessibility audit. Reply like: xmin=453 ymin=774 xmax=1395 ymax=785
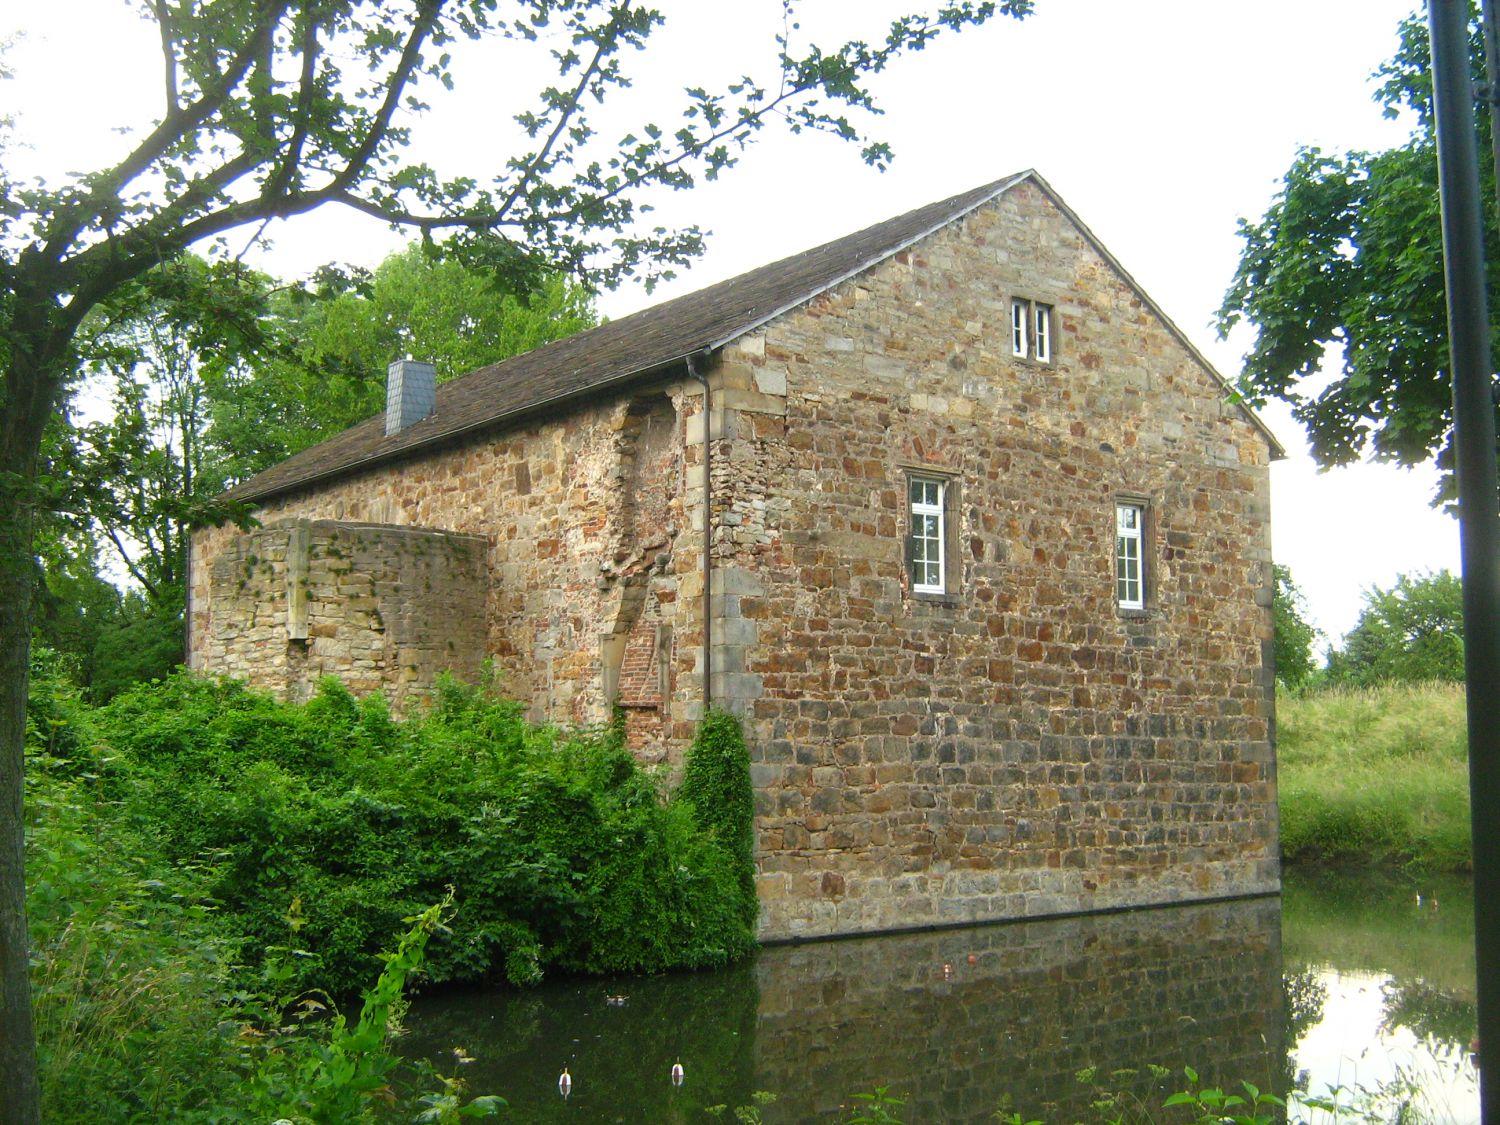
xmin=190 ymin=393 xmax=703 ymax=745
xmin=709 ymin=180 xmax=1278 ymax=939
xmin=201 ymin=519 xmax=487 ymax=709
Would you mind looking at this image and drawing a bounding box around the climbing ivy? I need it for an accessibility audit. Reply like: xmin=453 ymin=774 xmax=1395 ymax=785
xmin=675 ymin=708 xmax=759 ymax=930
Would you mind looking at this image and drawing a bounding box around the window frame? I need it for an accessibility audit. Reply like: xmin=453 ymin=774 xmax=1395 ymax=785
xmin=903 ymin=468 xmax=960 ymax=601
xmin=1010 ymin=297 xmax=1055 ymax=364
xmin=1010 ymin=298 xmax=1028 ymax=358
xmin=1033 ymin=302 xmax=1053 ymax=363
xmin=908 ymin=475 xmax=947 ymax=595
xmin=1114 ymin=499 xmax=1148 ymax=611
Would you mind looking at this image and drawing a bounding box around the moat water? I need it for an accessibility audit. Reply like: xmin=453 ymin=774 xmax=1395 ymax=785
xmin=403 ymin=867 xmax=1479 ymax=1122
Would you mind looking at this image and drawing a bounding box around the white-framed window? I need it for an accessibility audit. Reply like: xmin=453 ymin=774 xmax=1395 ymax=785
xmin=908 ymin=476 xmax=946 ymax=594
xmin=1033 ymin=302 xmax=1053 ymax=363
xmin=1010 ymin=298 xmax=1054 ymax=363
xmin=1115 ymin=501 xmax=1146 ymax=610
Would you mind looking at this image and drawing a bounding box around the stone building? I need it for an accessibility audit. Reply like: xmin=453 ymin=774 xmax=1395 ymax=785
xmin=189 ymin=170 xmax=1284 ymax=940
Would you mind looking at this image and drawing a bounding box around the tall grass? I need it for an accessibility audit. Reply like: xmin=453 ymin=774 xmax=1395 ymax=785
xmin=1277 ymin=682 xmax=1471 ymax=870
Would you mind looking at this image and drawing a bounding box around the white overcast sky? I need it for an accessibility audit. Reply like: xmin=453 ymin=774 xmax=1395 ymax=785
xmin=3 ymin=0 xmax=1460 ymax=650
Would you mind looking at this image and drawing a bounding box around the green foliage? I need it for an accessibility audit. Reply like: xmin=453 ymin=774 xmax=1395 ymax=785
xmin=89 ymin=673 xmax=757 ymax=996
xmin=26 ymin=764 xmax=241 ymax=1121
xmin=998 ymin=1064 xmax=1426 ymax=1124
xmin=846 ymin=1086 xmax=908 ymax=1124
xmin=1277 ymin=681 xmax=1471 ymax=869
xmin=1273 ymin=564 xmax=1320 ymax=691
xmin=1217 ymin=6 xmax=1495 ymax=496
xmin=1326 ymin=571 xmax=1465 ymax=687
xmin=675 ymin=707 xmax=759 ymax=929
xmin=26 ymin=757 xmax=502 ymax=1124
xmin=211 ymin=245 xmax=600 ymax=483
xmin=235 ymin=898 xmax=503 ymax=1124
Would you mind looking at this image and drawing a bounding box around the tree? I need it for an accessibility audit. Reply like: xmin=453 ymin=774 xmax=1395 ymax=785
xmin=0 ymin=2 xmax=1032 ymax=1115
xmin=1327 ymin=570 xmax=1467 ymax=686
xmin=1273 ymin=564 xmax=1319 ymax=692
xmin=212 ymin=242 xmax=599 ymax=481
xmin=1217 ymin=6 xmax=1498 ymax=499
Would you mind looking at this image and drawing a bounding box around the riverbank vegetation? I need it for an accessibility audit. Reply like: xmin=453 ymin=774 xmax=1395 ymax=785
xmin=1276 ymin=681 xmax=1470 ymax=871
xmin=25 ymin=652 xmax=756 ymax=1120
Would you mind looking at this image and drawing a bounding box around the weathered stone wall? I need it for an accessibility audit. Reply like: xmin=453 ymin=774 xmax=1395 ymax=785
xmin=191 ymin=178 xmax=1278 ymax=938
xmin=200 ymin=519 xmax=487 ymax=710
xmin=190 ymin=392 xmax=707 ymax=754
xmin=700 ymin=179 xmax=1278 ymax=937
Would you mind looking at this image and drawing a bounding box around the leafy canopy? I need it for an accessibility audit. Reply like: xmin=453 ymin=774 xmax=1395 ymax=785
xmin=1327 ymin=570 xmax=1466 ymax=687
xmin=1217 ymin=6 xmax=1496 ymax=498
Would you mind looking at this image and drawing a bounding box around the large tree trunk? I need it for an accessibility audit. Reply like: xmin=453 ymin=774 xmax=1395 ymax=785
xmin=0 ymin=336 xmax=64 ymax=1125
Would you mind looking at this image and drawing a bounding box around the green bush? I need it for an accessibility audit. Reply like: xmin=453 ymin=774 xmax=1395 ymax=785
xmin=87 ymin=672 xmax=758 ymax=995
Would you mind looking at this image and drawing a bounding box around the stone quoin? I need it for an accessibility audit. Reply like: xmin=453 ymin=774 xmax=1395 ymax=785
xmin=189 ymin=171 xmax=1284 ymax=940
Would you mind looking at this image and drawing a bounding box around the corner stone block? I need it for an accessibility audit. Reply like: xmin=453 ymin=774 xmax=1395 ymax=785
xmin=714 ymin=567 xmax=765 ymax=597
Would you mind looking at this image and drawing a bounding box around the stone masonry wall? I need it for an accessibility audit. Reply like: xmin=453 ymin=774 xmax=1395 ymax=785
xmin=190 ymin=392 xmax=708 ymax=759
xmin=700 ymin=180 xmax=1279 ymax=938
xmin=201 ymin=519 xmax=487 ymax=710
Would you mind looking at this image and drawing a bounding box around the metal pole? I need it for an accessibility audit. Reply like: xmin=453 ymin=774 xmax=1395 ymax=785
xmin=686 ymin=353 xmax=712 ymax=709
xmin=1429 ymin=2 xmax=1500 ymax=1119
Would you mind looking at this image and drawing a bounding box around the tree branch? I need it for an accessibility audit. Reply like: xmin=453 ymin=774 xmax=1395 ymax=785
xmin=492 ymin=11 xmax=616 ymax=224
xmin=103 ymin=524 xmax=159 ymax=602
xmin=328 ymin=0 xmax=443 ymax=195
xmin=149 ymin=0 xmax=179 ymax=112
xmin=264 ymin=6 xmax=323 ymax=200
xmin=38 ymin=0 xmax=289 ymax=266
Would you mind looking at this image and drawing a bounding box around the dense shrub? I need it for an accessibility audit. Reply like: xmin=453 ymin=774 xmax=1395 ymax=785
xmin=25 ymin=667 xmax=756 ymax=1119
xmin=88 ymin=672 xmax=757 ymax=995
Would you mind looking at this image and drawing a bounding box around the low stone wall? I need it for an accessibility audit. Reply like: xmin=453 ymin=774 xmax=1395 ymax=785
xmin=199 ymin=519 xmax=488 ymax=710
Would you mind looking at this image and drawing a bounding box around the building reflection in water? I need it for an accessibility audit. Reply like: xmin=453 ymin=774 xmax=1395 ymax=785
xmin=403 ymin=896 xmax=1284 ymax=1123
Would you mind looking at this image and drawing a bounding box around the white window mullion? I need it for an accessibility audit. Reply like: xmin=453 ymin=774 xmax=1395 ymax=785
xmin=1115 ymin=502 xmax=1144 ymax=609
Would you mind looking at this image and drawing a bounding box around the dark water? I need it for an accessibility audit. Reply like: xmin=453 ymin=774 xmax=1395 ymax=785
xmin=403 ymin=869 xmax=1478 ymax=1122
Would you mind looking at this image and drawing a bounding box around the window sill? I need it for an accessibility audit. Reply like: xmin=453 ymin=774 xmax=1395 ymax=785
xmin=911 ymin=591 xmax=961 ymax=610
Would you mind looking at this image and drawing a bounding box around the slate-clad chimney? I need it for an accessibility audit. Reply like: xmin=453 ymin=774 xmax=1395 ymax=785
xmin=385 ymin=359 xmax=437 ymax=435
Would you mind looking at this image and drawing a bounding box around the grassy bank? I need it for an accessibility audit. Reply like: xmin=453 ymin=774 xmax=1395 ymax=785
xmin=1277 ymin=682 xmax=1471 ymax=870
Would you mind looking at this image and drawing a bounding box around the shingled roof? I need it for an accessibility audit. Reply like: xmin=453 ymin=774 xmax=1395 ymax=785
xmin=225 ymin=169 xmax=1280 ymax=504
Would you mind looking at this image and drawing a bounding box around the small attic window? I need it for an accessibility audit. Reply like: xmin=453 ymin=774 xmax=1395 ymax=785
xmin=1010 ymin=298 xmax=1054 ymax=364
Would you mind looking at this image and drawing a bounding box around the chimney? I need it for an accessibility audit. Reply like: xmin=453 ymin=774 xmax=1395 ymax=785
xmin=385 ymin=358 xmax=437 ymax=435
